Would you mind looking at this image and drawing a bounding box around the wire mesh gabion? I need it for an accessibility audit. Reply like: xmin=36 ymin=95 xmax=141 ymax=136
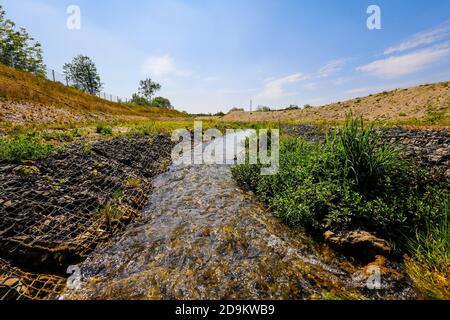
xmin=0 ymin=134 xmax=173 ymax=300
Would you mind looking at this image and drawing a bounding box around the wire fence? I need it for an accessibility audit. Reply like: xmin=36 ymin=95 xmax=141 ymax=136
xmin=44 ymin=67 xmax=130 ymax=104
xmin=0 ymin=135 xmax=173 ymax=300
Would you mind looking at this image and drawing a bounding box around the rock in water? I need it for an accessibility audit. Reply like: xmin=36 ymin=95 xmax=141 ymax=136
xmin=324 ymin=230 xmax=392 ymax=261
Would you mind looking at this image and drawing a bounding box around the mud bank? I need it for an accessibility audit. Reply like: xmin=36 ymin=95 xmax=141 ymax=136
xmin=0 ymin=134 xmax=173 ymax=299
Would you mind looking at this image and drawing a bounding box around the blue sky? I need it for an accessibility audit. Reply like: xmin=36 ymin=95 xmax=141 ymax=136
xmin=2 ymin=0 xmax=450 ymax=113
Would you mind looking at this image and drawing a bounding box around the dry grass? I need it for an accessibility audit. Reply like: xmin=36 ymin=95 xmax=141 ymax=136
xmin=0 ymin=63 xmax=188 ymax=127
xmin=220 ymin=82 xmax=450 ymax=127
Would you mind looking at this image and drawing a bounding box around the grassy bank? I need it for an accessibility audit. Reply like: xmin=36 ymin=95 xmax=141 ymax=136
xmin=232 ymin=116 xmax=449 ymax=299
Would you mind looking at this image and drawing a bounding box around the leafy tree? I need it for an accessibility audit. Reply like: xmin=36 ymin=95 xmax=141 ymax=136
xmin=130 ymin=93 xmax=151 ymax=106
xmin=229 ymin=107 xmax=245 ymax=113
xmin=256 ymin=106 xmax=271 ymax=112
xmin=0 ymin=5 xmax=45 ymax=75
xmin=130 ymin=78 xmax=162 ymax=106
xmin=63 ymin=55 xmax=103 ymax=95
xmin=152 ymin=96 xmax=172 ymax=109
xmin=138 ymin=78 xmax=161 ymax=101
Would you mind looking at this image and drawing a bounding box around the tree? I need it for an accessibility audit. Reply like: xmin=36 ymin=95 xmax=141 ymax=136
xmin=256 ymin=106 xmax=271 ymax=112
xmin=63 ymin=55 xmax=103 ymax=95
xmin=130 ymin=93 xmax=151 ymax=106
xmin=0 ymin=5 xmax=45 ymax=75
xmin=228 ymin=107 xmax=245 ymax=113
xmin=152 ymin=96 xmax=172 ymax=109
xmin=138 ymin=78 xmax=161 ymax=101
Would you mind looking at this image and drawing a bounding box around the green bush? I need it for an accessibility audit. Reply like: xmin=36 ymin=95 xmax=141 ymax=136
xmin=96 ymin=125 xmax=113 ymax=135
xmin=130 ymin=93 xmax=151 ymax=106
xmin=152 ymin=96 xmax=172 ymax=109
xmin=0 ymin=135 xmax=56 ymax=160
xmin=232 ymin=116 xmax=449 ymax=243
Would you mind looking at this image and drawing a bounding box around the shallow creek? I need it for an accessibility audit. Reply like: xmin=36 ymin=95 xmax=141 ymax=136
xmin=62 ymin=131 xmax=415 ymax=300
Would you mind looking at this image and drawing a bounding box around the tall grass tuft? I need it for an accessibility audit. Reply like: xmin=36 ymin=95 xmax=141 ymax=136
xmin=406 ymin=199 xmax=450 ymax=299
xmin=325 ymin=116 xmax=408 ymax=196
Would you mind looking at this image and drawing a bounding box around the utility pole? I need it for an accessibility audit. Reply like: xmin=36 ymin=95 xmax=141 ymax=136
xmin=250 ymin=99 xmax=253 ymax=113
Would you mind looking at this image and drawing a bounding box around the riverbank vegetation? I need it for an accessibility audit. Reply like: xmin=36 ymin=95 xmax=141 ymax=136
xmin=232 ymin=116 xmax=449 ymax=299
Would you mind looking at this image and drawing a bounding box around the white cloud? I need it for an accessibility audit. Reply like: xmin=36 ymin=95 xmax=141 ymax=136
xmin=317 ymin=59 xmax=346 ymax=77
xmin=257 ymin=73 xmax=304 ymax=100
xmin=142 ymin=54 xmax=191 ymax=78
xmin=384 ymin=20 xmax=450 ymax=55
xmin=357 ymin=45 xmax=450 ymax=78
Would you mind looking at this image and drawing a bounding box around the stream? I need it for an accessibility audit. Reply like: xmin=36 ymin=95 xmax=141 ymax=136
xmin=62 ymin=131 xmax=415 ymax=300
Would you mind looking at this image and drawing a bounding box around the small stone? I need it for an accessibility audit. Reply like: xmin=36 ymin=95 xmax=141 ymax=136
xmin=13 ymin=165 xmax=40 ymax=176
xmin=445 ymin=169 xmax=450 ymax=179
xmin=3 ymin=200 xmax=13 ymax=208
xmin=3 ymin=277 xmax=20 ymax=287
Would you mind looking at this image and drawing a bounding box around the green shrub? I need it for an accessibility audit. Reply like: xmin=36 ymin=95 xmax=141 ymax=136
xmin=0 ymin=135 xmax=56 ymax=160
xmin=232 ymin=116 xmax=448 ymax=243
xmin=152 ymin=96 xmax=172 ymax=109
xmin=96 ymin=125 xmax=113 ymax=135
xmin=130 ymin=93 xmax=151 ymax=106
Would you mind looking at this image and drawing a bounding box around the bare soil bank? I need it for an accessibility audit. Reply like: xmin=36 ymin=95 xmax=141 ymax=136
xmin=221 ymin=82 xmax=450 ymax=125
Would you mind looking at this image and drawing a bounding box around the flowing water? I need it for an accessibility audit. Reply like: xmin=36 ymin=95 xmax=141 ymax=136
xmin=62 ymin=131 xmax=415 ymax=300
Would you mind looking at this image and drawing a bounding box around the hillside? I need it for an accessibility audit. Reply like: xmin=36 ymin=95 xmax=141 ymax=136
xmin=221 ymin=82 xmax=450 ymax=126
xmin=0 ymin=64 xmax=187 ymax=127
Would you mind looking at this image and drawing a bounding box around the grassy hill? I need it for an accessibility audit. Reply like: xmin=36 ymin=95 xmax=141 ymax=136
xmin=0 ymin=63 xmax=187 ymax=128
xmin=221 ymin=82 xmax=450 ymax=127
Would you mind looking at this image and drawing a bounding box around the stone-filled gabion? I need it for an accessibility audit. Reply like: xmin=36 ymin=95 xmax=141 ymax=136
xmin=0 ymin=134 xmax=173 ymax=300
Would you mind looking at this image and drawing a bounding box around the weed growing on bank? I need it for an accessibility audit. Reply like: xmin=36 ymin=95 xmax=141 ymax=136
xmin=0 ymin=134 xmax=57 ymax=160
